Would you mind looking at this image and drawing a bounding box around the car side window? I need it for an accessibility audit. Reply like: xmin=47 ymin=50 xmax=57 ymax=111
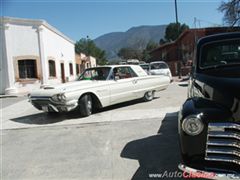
xmin=128 ymin=67 xmax=137 ymax=77
xmin=112 ymin=67 xmax=136 ymax=80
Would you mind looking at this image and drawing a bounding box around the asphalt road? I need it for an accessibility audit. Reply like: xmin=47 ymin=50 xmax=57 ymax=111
xmin=2 ymin=82 xmax=192 ymax=180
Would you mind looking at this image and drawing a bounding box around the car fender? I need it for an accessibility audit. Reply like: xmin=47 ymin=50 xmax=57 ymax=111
xmin=178 ymin=97 xmax=232 ymax=158
xmin=179 ymin=97 xmax=232 ymax=124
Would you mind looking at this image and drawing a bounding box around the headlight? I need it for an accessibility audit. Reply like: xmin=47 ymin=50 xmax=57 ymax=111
xmin=52 ymin=94 xmax=59 ymax=102
xmin=52 ymin=93 xmax=66 ymax=102
xmin=182 ymin=114 xmax=204 ymax=136
xmin=59 ymin=94 xmax=66 ymax=101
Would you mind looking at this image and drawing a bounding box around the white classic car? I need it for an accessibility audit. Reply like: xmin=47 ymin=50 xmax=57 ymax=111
xmin=149 ymin=61 xmax=172 ymax=80
xmin=29 ymin=65 xmax=170 ymax=116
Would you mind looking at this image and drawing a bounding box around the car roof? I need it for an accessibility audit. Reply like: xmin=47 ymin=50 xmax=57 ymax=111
xmin=197 ymin=32 xmax=240 ymax=47
xmin=85 ymin=64 xmax=148 ymax=77
xmin=92 ymin=64 xmax=141 ymax=68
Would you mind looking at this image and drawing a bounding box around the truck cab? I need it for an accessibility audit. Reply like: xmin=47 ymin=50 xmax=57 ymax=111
xmin=178 ymin=32 xmax=240 ymax=179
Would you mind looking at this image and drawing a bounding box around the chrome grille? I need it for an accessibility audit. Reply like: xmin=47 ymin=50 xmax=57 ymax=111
xmin=31 ymin=97 xmax=52 ymax=106
xmin=205 ymin=123 xmax=240 ymax=166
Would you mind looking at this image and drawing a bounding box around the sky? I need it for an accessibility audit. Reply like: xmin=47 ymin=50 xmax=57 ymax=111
xmin=2 ymin=0 xmax=224 ymax=41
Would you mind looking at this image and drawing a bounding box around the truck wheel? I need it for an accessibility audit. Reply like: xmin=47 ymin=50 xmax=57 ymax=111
xmin=143 ymin=91 xmax=154 ymax=101
xmin=78 ymin=94 xmax=92 ymax=117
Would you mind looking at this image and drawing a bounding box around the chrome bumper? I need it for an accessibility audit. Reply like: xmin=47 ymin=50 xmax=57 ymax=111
xmin=30 ymin=97 xmax=78 ymax=112
xmin=178 ymin=164 xmax=240 ymax=180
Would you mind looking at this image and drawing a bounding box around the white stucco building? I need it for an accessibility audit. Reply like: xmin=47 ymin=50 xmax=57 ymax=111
xmin=0 ymin=17 xmax=76 ymax=95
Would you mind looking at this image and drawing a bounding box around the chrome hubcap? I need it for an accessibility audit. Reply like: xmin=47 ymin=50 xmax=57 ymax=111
xmin=147 ymin=91 xmax=152 ymax=97
xmin=87 ymin=99 xmax=92 ymax=112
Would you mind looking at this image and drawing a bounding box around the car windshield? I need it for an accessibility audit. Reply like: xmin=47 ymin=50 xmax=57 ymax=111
xmin=78 ymin=67 xmax=111 ymax=81
xmin=150 ymin=63 xmax=168 ymax=70
xmin=200 ymin=39 xmax=240 ymax=69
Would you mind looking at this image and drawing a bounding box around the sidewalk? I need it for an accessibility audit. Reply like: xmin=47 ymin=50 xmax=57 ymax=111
xmin=0 ymin=89 xmax=29 ymax=98
xmin=0 ymin=93 xmax=27 ymax=98
xmin=0 ymin=95 xmax=19 ymax=98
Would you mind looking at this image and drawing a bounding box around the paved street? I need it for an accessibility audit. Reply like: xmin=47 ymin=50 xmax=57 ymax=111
xmin=0 ymin=96 xmax=27 ymax=109
xmin=2 ymin=82 xmax=189 ymax=180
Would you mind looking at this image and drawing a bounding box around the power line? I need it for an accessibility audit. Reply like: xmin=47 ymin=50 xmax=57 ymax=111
xmin=193 ymin=17 xmax=222 ymax=28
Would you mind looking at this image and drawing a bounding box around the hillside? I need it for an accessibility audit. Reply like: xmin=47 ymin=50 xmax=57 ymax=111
xmin=94 ymin=25 xmax=167 ymax=60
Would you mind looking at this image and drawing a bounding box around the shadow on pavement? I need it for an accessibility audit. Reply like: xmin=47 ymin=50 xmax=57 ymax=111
xmin=99 ymin=97 xmax=159 ymax=112
xmin=10 ymin=111 xmax=81 ymax=125
xmin=120 ymin=112 xmax=208 ymax=180
xmin=180 ymin=77 xmax=190 ymax=82
xmin=177 ymin=76 xmax=189 ymax=87
xmin=10 ymin=98 xmax=159 ymax=125
xmin=178 ymin=83 xmax=188 ymax=87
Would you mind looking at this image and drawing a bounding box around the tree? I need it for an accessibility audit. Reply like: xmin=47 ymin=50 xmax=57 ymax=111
xmin=117 ymin=47 xmax=142 ymax=60
xmin=142 ymin=40 xmax=159 ymax=61
xmin=159 ymin=38 xmax=166 ymax=45
xmin=118 ymin=40 xmax=159 ymax=62
xmin=218 ymin=0 xmax=240 ymax=26
xmin=75 ymin=38 xmax=107 ymax=65
xmin=164 ymin=23 xmax=189 ymax=42
xmin=145 ymin=40 xmax=158 ymax=51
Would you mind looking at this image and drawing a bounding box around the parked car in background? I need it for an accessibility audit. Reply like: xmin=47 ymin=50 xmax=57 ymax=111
xmin=178 ymin=32 xmax=240 ymax=179
xmin=29 ymin=65 xmax=170 ymax=117
xmin=126 ymin=59 xmax=140 ymax=65
xmin=139 ymin=63 xmax=150 ymax=74
xmin=149 ymin=61 xmax=172 ymax=80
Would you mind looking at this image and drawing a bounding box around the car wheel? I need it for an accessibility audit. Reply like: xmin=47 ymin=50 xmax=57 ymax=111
xmin=78 ymin=94 xmax=92 ymax=117
xmin=143 ymin=91 xmax=154 ymax=101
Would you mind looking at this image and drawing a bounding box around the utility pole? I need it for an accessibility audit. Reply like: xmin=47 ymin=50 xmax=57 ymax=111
xmin=175 ymin=0 xmax=181 ymax=78
xmin=175 ymin=0 xmax=179 ymax=25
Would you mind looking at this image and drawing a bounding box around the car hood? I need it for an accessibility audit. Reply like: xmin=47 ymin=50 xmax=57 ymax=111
xmin=30 ymin=80 xmax=110 ymax=96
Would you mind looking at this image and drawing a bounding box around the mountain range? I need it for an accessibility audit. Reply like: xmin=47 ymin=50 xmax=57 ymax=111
xmin=94 ymin=25 xmax=167 ymax=60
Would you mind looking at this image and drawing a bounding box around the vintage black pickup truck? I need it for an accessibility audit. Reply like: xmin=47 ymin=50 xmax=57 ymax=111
xmin=178 ymin=32 xmax=240 ymax=179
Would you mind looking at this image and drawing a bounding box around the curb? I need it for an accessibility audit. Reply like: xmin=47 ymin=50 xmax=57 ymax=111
xmin=0 ymin=95 xmax=27 ymax=98
xmin=0 ymin=95 xmax=18 ymax=98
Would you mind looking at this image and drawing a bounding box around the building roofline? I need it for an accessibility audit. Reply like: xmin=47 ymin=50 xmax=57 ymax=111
xmin=176 ymin=26 xmax=240 ymax=42
xmin=150 ymin=41 xmax=175 ymax=53
xmin=2 ymin=16 xmax=75 ymax=44
xmin=150 ymin=26 xmax=240 ymax=54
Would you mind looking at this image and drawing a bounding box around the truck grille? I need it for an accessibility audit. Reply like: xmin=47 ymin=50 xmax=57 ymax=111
xmin=205 ymin=123 xmax=240 ymax=166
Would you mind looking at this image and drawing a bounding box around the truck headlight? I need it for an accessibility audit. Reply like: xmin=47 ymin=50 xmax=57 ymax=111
xmin=52 ymin=93 xmax=66 ymax=102
xmin=182 ymin=115 xmax=204 ymax=136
